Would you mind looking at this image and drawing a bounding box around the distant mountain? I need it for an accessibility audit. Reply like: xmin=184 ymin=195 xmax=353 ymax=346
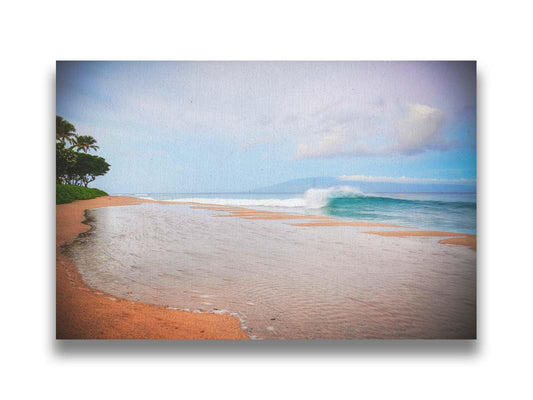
xmin=252 ymin=177 xmax=476 ymax=193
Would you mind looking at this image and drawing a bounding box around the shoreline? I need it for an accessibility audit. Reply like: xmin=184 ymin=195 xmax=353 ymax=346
xmin=57 ymin=195 xmax=476 ymax=339
xmin=56 ymin=196 xmax=249 ymax=339
xmin=191 ymin=203 xmax=476 ymax=250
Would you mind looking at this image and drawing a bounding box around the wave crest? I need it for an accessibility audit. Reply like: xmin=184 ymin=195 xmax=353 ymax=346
xmin=303 ymin=186 xmax=364 ymax=208
xmin=135 ymin=186 xmax=367 ymax=209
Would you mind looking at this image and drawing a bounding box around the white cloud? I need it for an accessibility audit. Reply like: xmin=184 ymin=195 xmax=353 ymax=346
xmin=296 ymin=126 xmax=350 ymax=159
xmin=339 ymin=174 xmax=476 ymax=185
xmin=294 ymin=103 xmax=456 ymax=159
xmin=59 ymin=62 xmax=472 ymax=160
xmin=395 ymin=104 xmax=452 ymax=155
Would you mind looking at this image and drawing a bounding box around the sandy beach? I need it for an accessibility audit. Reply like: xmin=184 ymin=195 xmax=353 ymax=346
xmin=56 ymin=196 xmax=248 ymax=339
xmin=364 ymin=230 xmax=477 ymax=250
xmin=57 ymin=195 xmax=476 ymax=339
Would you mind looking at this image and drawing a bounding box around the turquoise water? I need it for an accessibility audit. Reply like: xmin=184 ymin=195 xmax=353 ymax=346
xmin=117 ymin=189 xmax=476 ymax=234
xmin=325 ymin=192 xmax=476 ymax=234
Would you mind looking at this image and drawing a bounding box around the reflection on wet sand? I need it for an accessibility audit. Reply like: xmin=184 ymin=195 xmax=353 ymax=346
xmin=65 ymin=201 xmax=476 ymax=339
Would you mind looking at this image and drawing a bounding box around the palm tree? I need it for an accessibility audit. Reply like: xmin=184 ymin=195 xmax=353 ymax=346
xmin=72 ymin=135 xmax=99 ymax=153
xmin=56 ymin=116 xmax=77 ymax=144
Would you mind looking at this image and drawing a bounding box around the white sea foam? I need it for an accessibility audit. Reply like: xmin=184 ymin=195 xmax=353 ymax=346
xmin=149 ymin=186 xmax=365 ymax=209
xmin=303 ymin=186 xmax=364 ymax=208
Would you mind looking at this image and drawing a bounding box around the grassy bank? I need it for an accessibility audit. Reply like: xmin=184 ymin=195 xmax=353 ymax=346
xmin=56 ymin=184 xmax=108 ymax=204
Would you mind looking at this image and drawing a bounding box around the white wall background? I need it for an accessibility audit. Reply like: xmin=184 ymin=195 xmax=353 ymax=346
xmin=1 ymin=1 xmax=531 ymax=399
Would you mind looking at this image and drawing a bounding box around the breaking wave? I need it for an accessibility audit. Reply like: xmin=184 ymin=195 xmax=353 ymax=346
xmin=303 ymin=186 xmax=365 ymax=208
xmin=150 ymin=186 xmax=366 ymax=209
xmin=132 ymin=187 xmax=475 ymax=233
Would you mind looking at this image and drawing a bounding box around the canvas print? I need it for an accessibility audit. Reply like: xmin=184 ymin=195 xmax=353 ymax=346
xmin=56 ymin=61 xmax=476 ymax=339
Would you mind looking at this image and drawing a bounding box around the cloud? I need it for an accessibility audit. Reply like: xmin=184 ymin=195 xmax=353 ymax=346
xmin=394 ymin=104 xmax=453 ymax=155
xmin=57 ymin=62 xmax=474 ymax=161
xmin=295 ymin=103 xmax=457 ymax=159
xmin=296 ymin=126 xmax=350 ymax=159
xmin=339 ymin=174 xmax=476 ymax=185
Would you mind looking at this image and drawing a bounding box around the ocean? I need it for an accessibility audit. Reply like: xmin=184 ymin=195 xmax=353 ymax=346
xmin=64 ymin=188 xmax=477 ymax=339
xmin=123 ymin=188 xmax=477 ymax=234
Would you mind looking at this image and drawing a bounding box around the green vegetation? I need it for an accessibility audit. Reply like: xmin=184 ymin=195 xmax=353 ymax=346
xmin=71 ymin=135 xmax=99 ymax=153
xmin=56 ymin=115 xmax=111 ymax=204
xmin=56 ymin=143 xmax=110 ymax=187
xmin=56 ymin=116 xmax=77 ymax=145
xmin=56 ymin=184 xmax=108 ymax=204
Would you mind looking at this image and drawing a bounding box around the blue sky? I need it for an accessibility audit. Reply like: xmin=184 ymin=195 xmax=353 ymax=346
xmin=56 ymin=61 xmax=476 ymax=193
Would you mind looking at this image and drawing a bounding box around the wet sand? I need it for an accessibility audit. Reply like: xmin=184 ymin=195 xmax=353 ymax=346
xmin=189 ymin=205 xmax=476 ymax=249
xmin=438 ymin=236 xmax=477 ymax=250
xmin=56 ymin=196 xmax=248 ymax=339
xmin=364 ymin=230 xmax=477 ymax=250
xmin=290 ymin=221 xmax=405 ymax=228
xmin=57 ymin=195 xmax=476 ymax=339
xmin=66 ymin=201 xmax=476 ymax=339
xmin=193 ymin=203 xmax=476 ymax=250
xmin=191 ymin=205 xmax=335 ymax=220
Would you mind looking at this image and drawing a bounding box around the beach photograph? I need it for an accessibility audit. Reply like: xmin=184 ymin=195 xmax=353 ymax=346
xmin=8 ymin=1 xmax=533 ymax=398
xmin=56 ymin=61 xmax=476 ymax=340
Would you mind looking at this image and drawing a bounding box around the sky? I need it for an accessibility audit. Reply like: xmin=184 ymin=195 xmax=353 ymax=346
xmin=56 ymin=61 xmax=476 ymax=193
